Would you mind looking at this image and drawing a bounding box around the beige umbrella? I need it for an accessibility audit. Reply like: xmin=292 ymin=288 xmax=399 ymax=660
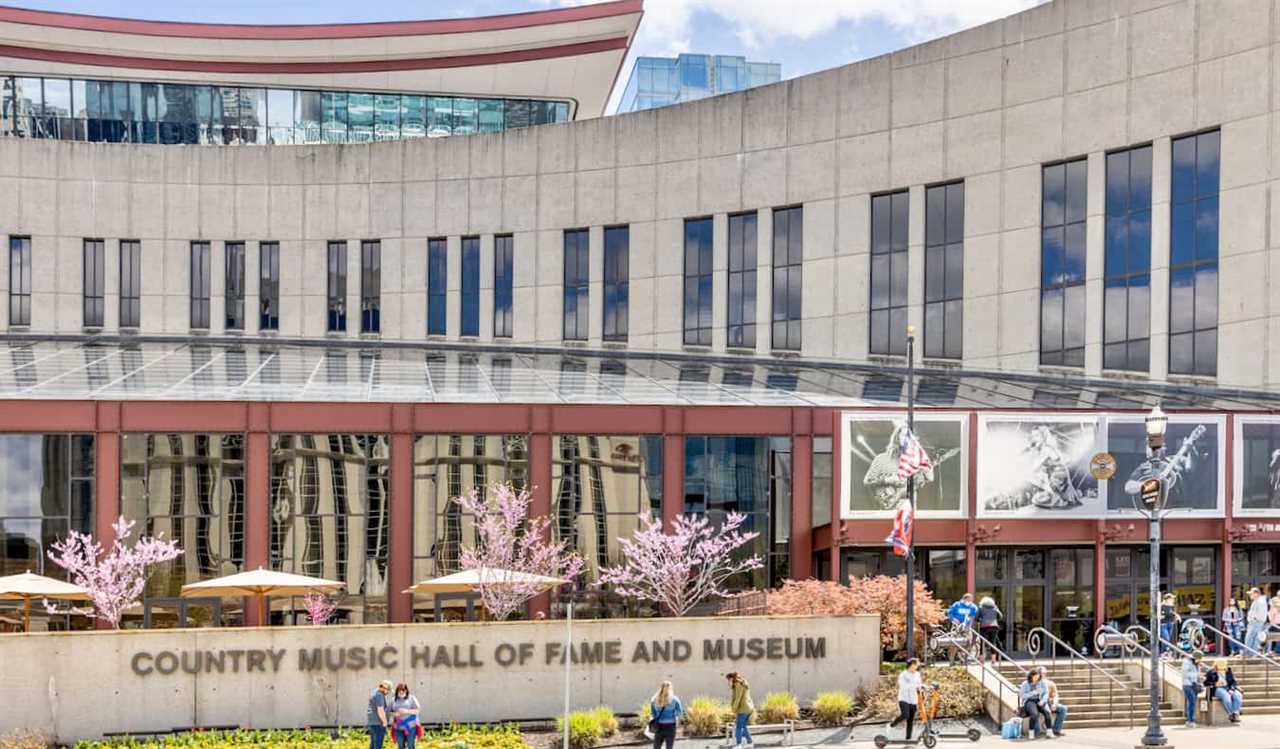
xmin=0 ymin=571 xmax=90 ymax=632
xmin=181 ymin=567 xmax=343 ymax=626
xmin=403 ymin=567 xmax=568 ymax=596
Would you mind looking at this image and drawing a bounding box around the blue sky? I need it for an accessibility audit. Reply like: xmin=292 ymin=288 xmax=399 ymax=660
xmin=8 ymin=0 xmax=1042 ymax=111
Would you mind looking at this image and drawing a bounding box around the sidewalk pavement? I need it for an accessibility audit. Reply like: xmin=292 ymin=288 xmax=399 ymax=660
xmin=668 ymin=717 xmax=1280 ymax=749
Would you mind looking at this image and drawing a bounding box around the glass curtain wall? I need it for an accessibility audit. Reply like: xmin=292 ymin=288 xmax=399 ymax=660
xmin=269 ymin=434 xmax=389 ymax=624
xmin=0 ymin=434 xmax=94 ymax=632
xmin=1 ymin=75 xmax=570 ymax=144
xmin=120 ymin=434 xmax=245 ymax=628
xmin=411 ymin=434 xmax=528 ymax=620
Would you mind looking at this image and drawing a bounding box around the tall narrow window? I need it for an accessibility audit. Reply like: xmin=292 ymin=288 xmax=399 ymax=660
xmin=870 ymin=191 xmax=908 ymax=355
xmin=925 ymin=182 xmax=964 ymax=359
xmin=1041 ymin=159 xmax=1087 ymax=367
xmin=1104 ymin=146 xmax=1152 ymax=372
xmin=360 ymin=239 xmax=380 ymax=334
xmin=563 ymin=229 xmax=589 ymax=341
xmin=683 ymin=217 xmax=713 ymax=346
xmin=603 ymin=226 xmax=629 ymax=342
xmin=8 ymin=237 xmax=30 ymax=326
xmin=259 ymin=241 xmax=279 ymax=331
xmin=461 ymin=236 xmax=479 ymax=337
xmin=772 ymin=206 xmax=803 ymax=351
xmin=493 ymin=234 xmax=513 ymax=338
xmin=119 ymin=239 xmax=141 ymax=329
xmin=427 ymin=238 xmax=446 ymax=336
xmin=1170 ymin=131 xmax=1220 ymax=377
xmin=326 ymin=240 xmax=346 ymax=333
xmin=190 ymin=241 xmax=210 ymax=329
xmin=727 ymin=213 xmax=758 ymax=349
xmin=82 ymin=239 xmax=104 ymax=327
xmin=224 ymin=241 xmax=245 ymax=331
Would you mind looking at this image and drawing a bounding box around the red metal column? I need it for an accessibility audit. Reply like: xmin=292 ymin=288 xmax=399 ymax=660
xmin=1094 ymin=526 xmax=1107 ymax=633
xmin=829 ymin=411 xmax=842 ymax=583
xmin=92 ymin=404 xmax=121 ymax=630
xmin=661 ymin=410 xmax=685 ymax=529
xmin=790 ymin=434 xmax=813 ymax=580
xmin=528 ymin=421 xmax=552 ymax=618
xmin=243 ymin=422 xmax=270 ymax=627
xmin=387 ymin=418 xmax=413 ymax=624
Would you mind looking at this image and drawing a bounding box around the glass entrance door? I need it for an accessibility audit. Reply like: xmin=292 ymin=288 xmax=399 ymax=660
xmin=977 ymin=547 xmax=1095 ymax=656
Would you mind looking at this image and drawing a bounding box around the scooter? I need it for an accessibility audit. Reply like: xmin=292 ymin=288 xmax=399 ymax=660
xmin=874 ymin=682 xmax=982 ymax=748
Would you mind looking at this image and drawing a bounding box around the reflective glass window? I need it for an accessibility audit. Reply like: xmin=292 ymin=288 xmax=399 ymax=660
xmin=224 ymin=242 xmax=245 ymax=331
xmin=811 ymin=437 xmax=833 ymax=528
xmin=120 ymin=240 xmax=141 ymax=329
xmin=727 ymin=212 xmax=758 ymax=349
xmin=348 ymin=92 xmax=373 ymax=143
xmin=327 ymin=240 xmax=347 ymax=333
xmin=270 ymin=434 xmax=389 ymax=624
xmin=772 ymin=206 xmax=803 ymax=351
xmin=360 ymin=240 xmax=380 ymax=334
xmin=1104 ymin=146 xmax=1152 ymax=372
xmin=683 ymin=218 xmax=714 ymax=346
xmin=603 ymin=226 xmax=629 ymax=342
xmin=563 ymin=229 xmax=589 ymax=341
xmin=81 ymin=239 xmax=104 ymax=328
xmin=374 ymin=94 xmax=399 ymax=141
xmin=870 ymin=191 xmax=909 ymax=356
xmin=9 ymin=236 xmax=31 ymax=326
xmin=478 ymin=99 xmax=504 ymax=133
xmin=427 ymin=96 xmax=452 ymax=137
xmin=322 ymin=91 xmax=347 ymax=143
xmin=451 ymin=97 xmax=478 ymax=135
xmin=1169 ymin=131 xmax=1220 ymax=377
xmin=259 ymin=241 xmax=279 ymax=332
xmin=190 ymin=241 xmax=211 ymax=329
xmin=401 ymin=96 xmax=425 ymax=138
xmin=295 ymin=90 xmax=321 ymax=144
xmin=427 ymin=238 xmax=447 ymax=336
xmin=1041 ymin=159 xmax=1088 ymax=367
xmin=461 ymin=237 xmax=479 ymax=337
xmin=493 ymin=235 xmax=514 ymax=338
xmin=266 ymin=88 xmax=294 ymax=145
xmin=924 ymin=182 xmax=964 ymax=359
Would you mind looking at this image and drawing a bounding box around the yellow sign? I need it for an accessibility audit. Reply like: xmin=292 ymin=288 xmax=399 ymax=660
xmin=1090 ymin=452 xmax=1117 ymax=480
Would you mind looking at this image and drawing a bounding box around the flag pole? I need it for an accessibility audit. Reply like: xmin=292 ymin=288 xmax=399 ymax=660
xmin=905 ymin=325 xmax=916 ymax=660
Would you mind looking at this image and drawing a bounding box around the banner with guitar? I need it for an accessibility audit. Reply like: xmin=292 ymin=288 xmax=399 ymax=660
xmin=1109 ymin=415 xmax=1223 ymax=513
xmin=839 ymin=412 xmax=967 ymax=519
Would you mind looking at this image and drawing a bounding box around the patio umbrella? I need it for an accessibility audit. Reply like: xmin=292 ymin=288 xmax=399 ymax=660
xmin=181 ymin=567 xmax=343 ymax=626
xmin=0 ymin=571 xmax=90 ymax=632
xmin=403 ymin=567 xmax=568 ymax=596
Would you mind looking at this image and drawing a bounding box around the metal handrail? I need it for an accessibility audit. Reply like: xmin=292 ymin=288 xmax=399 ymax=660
xmin=933 ymin=629 xmax=1025 ymax=725
xmin=1027 ymin=626 xmax=1137 ymax=729
xmin=1199 ymin=622 xmax=1279 ymax=694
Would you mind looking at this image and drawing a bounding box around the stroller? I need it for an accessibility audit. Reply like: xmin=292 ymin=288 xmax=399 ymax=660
xmin=1178 ymin=615 xmax=1210 ymax=655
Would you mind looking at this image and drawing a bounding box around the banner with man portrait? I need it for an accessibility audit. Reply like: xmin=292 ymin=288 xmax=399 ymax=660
xmin=839 ymin=412 xmax=967 ymax=519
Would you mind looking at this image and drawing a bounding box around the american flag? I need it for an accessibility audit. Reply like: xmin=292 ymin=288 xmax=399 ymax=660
xmin=885 ymin=502 xmax=913 ymax=557
xmin=897 ymin=428 xmax=932 ymax=480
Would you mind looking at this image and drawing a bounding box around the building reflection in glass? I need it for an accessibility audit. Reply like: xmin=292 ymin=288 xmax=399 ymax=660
xmin=411 ymin=434 xmax=528 ymax=620
xmin=269 ymin=434 xmax=389 ymax=624
xmin=0 ymin=434 xmax=94 ymax=632
xmin=120 ymin=433 xmax=245 ymax=627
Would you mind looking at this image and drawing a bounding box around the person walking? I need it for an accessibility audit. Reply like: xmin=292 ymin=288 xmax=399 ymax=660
xmin=1222 ymin=599 xmax=1244 ymax=656
xmin=726 ymin=672 xmax=754 ymax=748
xmin=1203 ymin=659 xmax=1243 ymax=723
xmin=1245 ymin=587 xmax=1269 ymax=655
xmin=649 ymin=680 xmax=684 ymax=749
xmin=1019 ymin=670 xmax=1049 ymax=740
xmin=944 ymin=593 xmax=979 ymax=662
xmin=1036 ymin=666 xmax=1067 ymax=738
xmin=976 ymin=596 xmax=1003 ymax=664
xmin=1181 ymin=651 xmax=1202 ymax=728
xmin=889 ymin=658 xmax=923 ymax=741
xmin=390 ymin=683 xmax=421 ymax=749
xmin=367 ymin=679 xmax=393 ymax=749
xmin=1160 ymin=593 xmax=1181 ymax=656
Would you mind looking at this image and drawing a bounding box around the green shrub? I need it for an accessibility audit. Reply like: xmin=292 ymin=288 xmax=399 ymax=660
xmin=590 ymin=706 xmax=618 ymax=737
xmin=636 ymin=701 xmax=653 ymax=725
xmin=683 ymin=696 xmax=733 ymax=737
xmin=555 ymin=711 xmax=604 ymax=749
xmin=758 ymin=692 xmax=800 ymax=723
xmin=812 ymin=691 xmax=855 ymax=727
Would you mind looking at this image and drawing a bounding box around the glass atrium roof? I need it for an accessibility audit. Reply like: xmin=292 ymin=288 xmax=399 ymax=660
xmin=0 ymin=338 xmax=1276 ymax=411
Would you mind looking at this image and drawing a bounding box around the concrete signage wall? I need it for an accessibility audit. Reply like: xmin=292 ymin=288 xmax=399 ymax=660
xmin=0 ymin=614 xmax=877 ymax=742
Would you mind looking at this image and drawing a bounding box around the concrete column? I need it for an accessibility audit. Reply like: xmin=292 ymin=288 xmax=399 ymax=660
xmin=345 ymin=239 xmax=360 ymax=336
xmin=1085 ymin=152 xmax=1105 ymax=376
xmin=711 ymin=213 xmax=728 ymax=352
xmin=246 ymin=241 xmax=260 ymax=333
xmin=104 ymin=239 xmax=119 ymax=331
xmin=243 ymin=430 xmax=270 ymax=626
xmin=1149 ymin=137 xmax=1173 ymax=380
xmin=210 ymin=241 xmax=226 ymax=334
xmin=907 ymin=185 xmax=925 ymax=364
xmin=479 ymin=234 xmax=494 ymax=342
xmin=446 ymin=236 xmax=461 ymax=339
xmin=527 ymin=430 xmax=552 ymax=618
xmin=790 ymin=435 xmax=813 ymax=580
xmin=755 ymin=208 xmax=773 ymax=355
xmin=588 ymin=225 xmax=604 ymax=346
xmin=388 ymin=429 xmax=413 ymax=624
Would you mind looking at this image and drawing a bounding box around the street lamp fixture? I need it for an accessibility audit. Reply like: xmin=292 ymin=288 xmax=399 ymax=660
xmin=1138 ymin=404 xmax=1170 ymax=748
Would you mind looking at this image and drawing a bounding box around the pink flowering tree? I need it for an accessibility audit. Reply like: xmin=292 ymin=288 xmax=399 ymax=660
xmin=454 ymin=483 xmax=585 ymax=620
xmin=600 ymin=512 xmax=763 ymax=616
xmin=303 ymin=592 xmax=338 ymax=625
xmin=46 ymin=516 xmax=183 ymax=628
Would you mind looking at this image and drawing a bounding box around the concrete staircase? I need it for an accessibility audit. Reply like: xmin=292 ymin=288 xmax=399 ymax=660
xmin=994 ymin=661 xmax=1176 ymax=730
xmin=1216 ymin=661 xmax=1280 ymax=718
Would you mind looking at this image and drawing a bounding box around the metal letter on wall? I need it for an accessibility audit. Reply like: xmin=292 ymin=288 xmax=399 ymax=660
xmin=839 ymin=412 xmax=967 ymax=520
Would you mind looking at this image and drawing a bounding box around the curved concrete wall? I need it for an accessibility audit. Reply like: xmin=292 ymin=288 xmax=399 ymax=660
xmin=0 ymin=0 xmax=1276 ymax=387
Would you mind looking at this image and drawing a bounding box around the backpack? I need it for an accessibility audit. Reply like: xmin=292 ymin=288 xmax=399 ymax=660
xmin=1001 ymin=718 xmax=1023 ymax=740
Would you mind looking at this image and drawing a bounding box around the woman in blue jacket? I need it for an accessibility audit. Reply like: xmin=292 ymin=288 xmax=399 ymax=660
xmin=650 ymin=680 xmax=684 ymax=749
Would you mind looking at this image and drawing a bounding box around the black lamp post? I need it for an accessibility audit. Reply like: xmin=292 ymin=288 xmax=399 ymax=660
xmin=904 ymin=325 xmax=917 ymax=659
xmin=1138 ymin=405 xmax=1169 ymax=747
